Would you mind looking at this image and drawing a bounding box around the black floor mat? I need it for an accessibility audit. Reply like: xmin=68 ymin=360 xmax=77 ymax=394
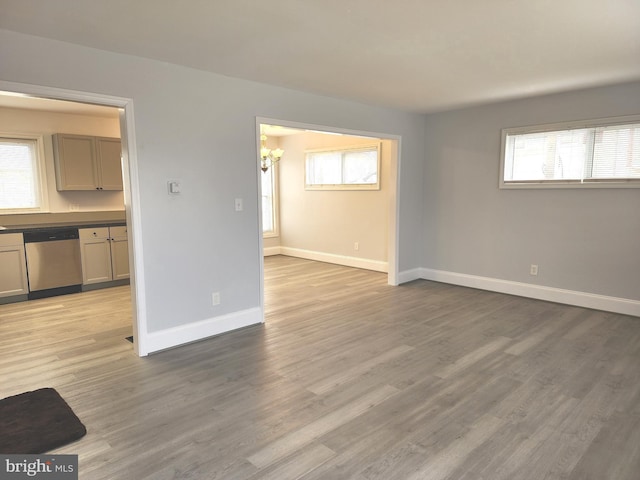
xmin=0 ymin=388 xmax=86 ymax=454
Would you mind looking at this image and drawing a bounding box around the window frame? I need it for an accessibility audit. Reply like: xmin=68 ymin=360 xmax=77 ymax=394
xmin=261 ymin=161 xmax=279 ymax=238
xmin=0 ymin=133 xmax=49 ymax=214
xmin=305 ymin=142 xmax=381 ymax=191
xmin=499 ymin=115 xmax=640 ymax=189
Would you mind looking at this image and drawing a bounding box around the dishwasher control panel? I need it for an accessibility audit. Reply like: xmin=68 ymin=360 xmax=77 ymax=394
xmin=23 ymin=228 xmax=80 ymax=243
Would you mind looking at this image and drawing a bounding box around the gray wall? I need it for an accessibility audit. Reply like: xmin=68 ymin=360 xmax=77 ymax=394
xmin=0 ymin=29 xmax=426 ymax=338
xmin=423 ymin=81 xmax=640 ymax=301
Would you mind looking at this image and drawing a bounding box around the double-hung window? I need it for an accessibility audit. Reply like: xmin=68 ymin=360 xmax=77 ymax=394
xmin=305 ymin=143 xmax=381 ymax=190
xmin=261 ymin=163 xmax=277 ymax=235
xmin=0 ymin=135 xmax=48 ymax=213
xmin=500 ymin=116 xmax=640 ymax=188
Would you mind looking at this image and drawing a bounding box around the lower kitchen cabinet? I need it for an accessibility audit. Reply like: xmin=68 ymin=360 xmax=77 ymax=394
xmin=79 ymin=226 xmax=130 ymax=285
xmin=109 ymin=226 xmax=130 ymax=280
xmin=0 ymin=233 xmax=29 ymax=298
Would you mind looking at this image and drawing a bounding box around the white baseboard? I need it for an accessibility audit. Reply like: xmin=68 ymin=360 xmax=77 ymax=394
xmin=263 ymin=246 xmax=282 ymax=256
xmin=279 ymin=247 xmax=388 ymax=273
xmin=418 ymin=268 xmax=640 ymax=317
xmin=397 ymin=268 xmax=423 ymax=284
xmin=145 ymin=307 xmax=263 ymax=354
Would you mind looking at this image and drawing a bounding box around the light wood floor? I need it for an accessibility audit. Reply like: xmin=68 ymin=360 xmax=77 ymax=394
xmin=1 ymin=255 xmax=640 ymax=479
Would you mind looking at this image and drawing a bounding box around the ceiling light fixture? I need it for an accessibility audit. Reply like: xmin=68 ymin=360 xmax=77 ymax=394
xmin=260 ymin=134 xmax=284 ymax=172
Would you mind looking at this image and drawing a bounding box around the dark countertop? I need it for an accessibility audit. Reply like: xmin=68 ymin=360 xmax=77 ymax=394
xmin=0 ymin=220 xmax=126 ymax=234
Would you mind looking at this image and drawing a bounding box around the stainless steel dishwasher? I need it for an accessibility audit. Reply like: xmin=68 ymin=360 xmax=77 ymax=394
xmin=24 ymin=228 xmax=83 ymax=299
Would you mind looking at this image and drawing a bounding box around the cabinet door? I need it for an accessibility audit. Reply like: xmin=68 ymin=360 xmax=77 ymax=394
xmin=79 ymin=228 xmax=112 ymax=284
xmin=0 ymin=237 xmax=28 ymax=297
xmin=109 ymin=226 xmax=130 ymax=280
xmin=53 ymin=134 xmax=98 ymax=190
xmin=96 ymin=137 xmax=123 ymax=191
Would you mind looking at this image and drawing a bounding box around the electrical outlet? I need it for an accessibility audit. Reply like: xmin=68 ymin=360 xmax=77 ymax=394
xmin=354 ymin=242 xmax=359 ymax=251
xmin=212 ymin=292 xmax=221 ymax=306
xmin=530 ymin=264 xmax=538 ymax=276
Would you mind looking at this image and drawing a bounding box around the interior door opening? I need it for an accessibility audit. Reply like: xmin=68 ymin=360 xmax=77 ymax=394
xmin=256 ymin=118 xmax=400 ymax=319
xmin=0 ymin=86 xmax=142 ymax=354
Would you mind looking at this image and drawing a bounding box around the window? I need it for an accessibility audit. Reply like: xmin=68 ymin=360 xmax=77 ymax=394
xmin=0 ymin=135 xmax=48 ymax=213
xmin=305 ymin=143 xmax=381 ymax=190
xmin=261 ymin=163 xmax=277 ymax=235
xmin=500 ymin=116 xmax=640 ymax=188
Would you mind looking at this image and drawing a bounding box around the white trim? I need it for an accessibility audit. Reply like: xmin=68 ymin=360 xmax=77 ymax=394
xmin=0 ymin=82 xmax=132 ymax=108
xmin=0 ymin=81 xmax=148 ymax=356
xmin=263 ymin=246 xmax=281 ymax=256
xmin=280 ymin=247 xmax=388 ymax=273
xmin=304 ymin=142 xmax=381 ymax=190
xmin=503 ymin=114 xmax=640 ymax=135
xmin=0 ymin=133 xmax=49 ymax=213
xmin=500 ymin=114 xmax=640 ymax=189
xmin=419 ymin=268 xmax=640 ymax=317
xmin=255 ymin=121 xmax=266 ymax=324
xmin=261 ymin=160 xmax=280 ymax=237
xmin=118 ymin=105 xmax=148 ymax=356
xmin=144 ymin=307 xmax=262 ymax=354
xmin=387 ymin=139 xmax=400 ymax=286
xmin=397 ymin=268 xmax=423 ymax=284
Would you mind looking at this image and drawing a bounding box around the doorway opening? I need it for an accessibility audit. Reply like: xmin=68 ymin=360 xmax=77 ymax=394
xmin=0 ymin=82 xmax=145 ymax=356
xmin=255 ymin=117 xmax=401 ymax=317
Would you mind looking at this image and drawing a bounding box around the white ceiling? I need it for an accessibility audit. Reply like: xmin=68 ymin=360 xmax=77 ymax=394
xmin=1 ymin=0 xmax=639 ymax=113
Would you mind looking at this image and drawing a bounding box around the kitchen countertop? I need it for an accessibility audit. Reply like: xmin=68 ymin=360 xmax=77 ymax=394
xmin=0 ymin=220 xmax=126 ymax=234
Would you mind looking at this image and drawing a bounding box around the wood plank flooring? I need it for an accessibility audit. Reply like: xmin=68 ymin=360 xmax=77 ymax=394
xmin=1 ymin=255 xmax=639 ymax=479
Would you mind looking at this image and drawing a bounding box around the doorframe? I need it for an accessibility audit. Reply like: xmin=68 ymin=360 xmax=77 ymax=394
xmin=255 ymin=116 xmax=402 ymax=317
xmin=0 ymin=80 xmax=148 ymax=356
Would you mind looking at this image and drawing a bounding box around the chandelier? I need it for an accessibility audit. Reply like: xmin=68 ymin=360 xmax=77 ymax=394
xmin=260 ymin=134 xmax=284 ymax=172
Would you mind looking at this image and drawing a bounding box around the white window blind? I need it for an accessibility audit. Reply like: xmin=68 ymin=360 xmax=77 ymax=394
xmin=592 ymin=124 xmax=640 ymax=179
xmin=305 ymin=143 xmax=380 ymax=190
xmin=501 ymin=116 xmax=640 ymax=188
xmin=0 ymin=137 xmax=46 ymax=212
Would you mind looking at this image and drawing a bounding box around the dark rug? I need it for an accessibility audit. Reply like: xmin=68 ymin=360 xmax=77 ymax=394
xmin=0 ymin=388 xmax=86 ymax=454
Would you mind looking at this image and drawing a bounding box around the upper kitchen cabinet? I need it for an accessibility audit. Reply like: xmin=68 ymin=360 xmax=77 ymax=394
xmin=53 ymin=133 xmax=123 ymax=191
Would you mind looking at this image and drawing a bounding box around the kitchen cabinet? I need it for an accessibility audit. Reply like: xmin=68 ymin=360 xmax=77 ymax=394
xmin=53 ymin=134 xmax=123 ymax=191
xmin=109 ymin=226 xmax=130 ymax=281
xmin=0 ymin=233 xmax=29 ymax=298
xmin=79 ymin=226 xmax=129 ymax=285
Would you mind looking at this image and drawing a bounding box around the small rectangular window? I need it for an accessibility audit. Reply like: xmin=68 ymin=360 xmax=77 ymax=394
xmin=500 ymin=116 xmax=640 ymax=188
xmin=261 ymin=163 xmax=277 ymax=236
xmin=305 ymin=143 xmax=380 ymax=190
xmin=0 ymin=135 xmax=48 ymax=212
